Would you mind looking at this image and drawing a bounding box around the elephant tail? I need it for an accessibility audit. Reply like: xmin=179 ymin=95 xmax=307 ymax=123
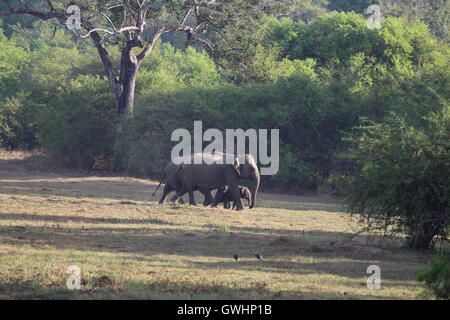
xmin=152 ymin=172 xmax=166 ymax=196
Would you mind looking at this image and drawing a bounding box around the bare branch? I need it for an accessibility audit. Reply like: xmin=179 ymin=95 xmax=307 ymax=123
xmin=136 ymin=28 xmax=164 ymax=62
xmin=0 ymin=5 xmax=65 ymax=21
xmin=89 ymin=29 xmax=121 ymax=96
xmin=76 ymin=25 xmax=141 ymax=38
xmin=181 ymin=7 xmax=193 ymax=26
xmin=101 ymin=12 xmax=118 ymax=32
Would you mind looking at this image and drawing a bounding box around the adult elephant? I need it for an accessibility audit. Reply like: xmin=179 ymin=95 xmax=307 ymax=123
xmin=173 ymin=153 xmax=260 ymax=211
xmin=153 ymin=159 xmax=213 ymax=206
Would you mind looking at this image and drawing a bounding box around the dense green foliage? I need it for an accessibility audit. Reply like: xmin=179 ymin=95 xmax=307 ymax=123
xmin=0 ymin=4 xmax=449 ymax=247
xmin=344 ymin=110 xmax=450 ymax=249
xmin=37 ymin=75 xmax=116 ymax=169
xmin=127 ymin=73 xmax=330 ymax=188
xmin=416 ymin=252 xmax=450 ymax=299
xmin=378 ymin=0 xmax=450 ymax=43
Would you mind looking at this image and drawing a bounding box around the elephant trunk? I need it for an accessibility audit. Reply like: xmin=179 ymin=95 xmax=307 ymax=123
xmin=249 ymin=170 xmax=260 ymax=209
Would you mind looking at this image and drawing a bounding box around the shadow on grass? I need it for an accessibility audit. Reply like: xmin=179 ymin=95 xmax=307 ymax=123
xmin=0 ymin=218 xmax=429 ymax=282
xmin=0 ymin=212 xmax=177 ymax=226
xmin=0 ymin=178 xmax=154 ymax=201
xmin=0 ymin=173 xmax=343 ymax=213
xmin=0 ymin=276 xmax=406 ymax=300
xmin=257 ymin=200 xmax=344 ymax=212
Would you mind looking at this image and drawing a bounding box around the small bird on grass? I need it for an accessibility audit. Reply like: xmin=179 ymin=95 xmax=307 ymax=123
xmin=234 ymin=254 xmax=239 ymax=262
xmin=254 ymin=252 xmax=262 ymax=261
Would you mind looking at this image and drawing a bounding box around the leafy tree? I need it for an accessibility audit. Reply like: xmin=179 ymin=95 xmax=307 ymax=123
xmin=33 ymin=41 xmax=226 ymax=171
xmin=0 ymin=31 xmax=31 ymax=148
xmin=1 ymin=0 xmax=267 ymax=115
xmin=344 ymin=109 xmax=450 ymax=249
xmin=283 ymin=0 xmax=329 ymax=22
xmin=0 ymin=26 xmax=105 ymax=149
xmin=379 ymin=0 xmax=450 ymax=43
xmin=266 ymin=14 xmax=447 ymax=120
xmin=0 ymin=0 xmax=40 ymax=36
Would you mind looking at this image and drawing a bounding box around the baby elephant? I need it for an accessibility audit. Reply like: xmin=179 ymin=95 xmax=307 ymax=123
xmin=218 ymin=186 xmax=252 ymax=210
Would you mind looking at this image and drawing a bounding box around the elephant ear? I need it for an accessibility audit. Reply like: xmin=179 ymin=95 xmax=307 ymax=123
xmin=233 ymin=157 xmax=241 ymax=177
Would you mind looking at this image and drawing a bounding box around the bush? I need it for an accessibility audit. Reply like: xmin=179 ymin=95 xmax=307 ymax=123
xmin=37 ymin=75 xmax=116 ymax=169
xmin=344 ymin=109 xmax=450 ymax=249
xmin=0 ymin=32 xmax=33 ymax=149
xmin=124 ymin=73 xmax=331 ymax=189
xmin=0 ymin=28 xmax=106 ymax=150
xmin=416 ymin=252 xmax=450 ymax=300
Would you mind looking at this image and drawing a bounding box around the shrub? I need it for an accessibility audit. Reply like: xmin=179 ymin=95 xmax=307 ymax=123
xmin=416 ymin=252 xmax=450 ymax=300
xmin=125 ymin=73 xmax=331 ymax=189
xmin=37 ymin=75 xmax=116 ymax=169
xmin=344 ymin=109 xmax=450 ymax=249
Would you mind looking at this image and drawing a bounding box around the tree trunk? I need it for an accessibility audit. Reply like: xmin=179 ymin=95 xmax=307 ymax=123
xmin=410 ymin=218 xmax=440 ymax=249
xmin=117 ymin=59 xmax=138 ymax=116
xmin=112 ymin=49 xmax=139 ymax=172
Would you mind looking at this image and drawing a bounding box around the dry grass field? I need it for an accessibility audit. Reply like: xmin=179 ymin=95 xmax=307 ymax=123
xmin=0 ymin=150 xmax=434 ymax=299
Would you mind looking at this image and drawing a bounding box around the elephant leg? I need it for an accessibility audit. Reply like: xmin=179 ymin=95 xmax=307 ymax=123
xmin=199 ymin=188 xmax=213 ymax=206
xmin=170 ymin=187 xmax=188 ymax=204
xmin=211 ymin=189 xmax=225 ymax=207
xmin=187 ymin=188 xmax=196 ymax=206
xmin=227 ymin=180 xmax=244 ymax=211
xmin=170 ymin=189 xmax=186 ymax=203
xmin=158 ymin=184 xmax=173 ymax=204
